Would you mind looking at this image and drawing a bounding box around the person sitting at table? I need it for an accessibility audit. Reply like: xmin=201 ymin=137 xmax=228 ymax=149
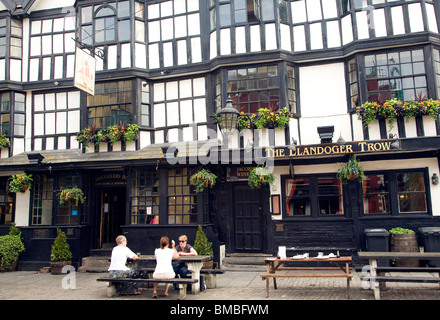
xmin=153 ymin=236 xmax=179 ymax=298
xmin=108 ymin=235 xmax=141 ymax=295
xmin=173 ymin=234 xmax=197 ymax=290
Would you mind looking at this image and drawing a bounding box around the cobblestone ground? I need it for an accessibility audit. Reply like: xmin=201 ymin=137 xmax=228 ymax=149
xmin=0 ymin=270 xmax=439 ymax=301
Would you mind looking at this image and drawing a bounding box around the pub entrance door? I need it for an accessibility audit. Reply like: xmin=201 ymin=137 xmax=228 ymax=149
xmin=99 ymin=187 xmax=126 ymax=248
xmin=233 ymin=185 xmax=265 ymax=252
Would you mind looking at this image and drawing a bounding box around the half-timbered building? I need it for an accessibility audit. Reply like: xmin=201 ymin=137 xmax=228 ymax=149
xmin=0 ymin=0 xmax=439 ymax=269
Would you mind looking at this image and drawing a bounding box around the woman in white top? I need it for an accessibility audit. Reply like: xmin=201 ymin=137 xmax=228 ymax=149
xmin=152 ymin=236 xmax=179 ymax=298
xmin=108 ymin=235 xmax=141 ymax=295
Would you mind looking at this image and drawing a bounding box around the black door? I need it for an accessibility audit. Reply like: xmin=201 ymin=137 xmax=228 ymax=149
xmin=99 ymin=188 xmax=126 ymax=247
xmin=234 ymin=185 xmax=264 ymax=252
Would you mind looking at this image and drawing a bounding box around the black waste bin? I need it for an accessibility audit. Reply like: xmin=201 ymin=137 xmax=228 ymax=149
xmin=418 ymin=227 xmax=440 ymax=267
xmin=364 ymin=228 xmax=389 ymax=267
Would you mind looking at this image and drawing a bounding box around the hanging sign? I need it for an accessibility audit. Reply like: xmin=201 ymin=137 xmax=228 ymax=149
xmin=74 ymin=48 xmax=96 ymax=96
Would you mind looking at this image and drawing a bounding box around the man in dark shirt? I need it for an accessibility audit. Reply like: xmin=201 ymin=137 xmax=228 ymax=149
xmin=173 ymin=234 xmax=198 ymax=289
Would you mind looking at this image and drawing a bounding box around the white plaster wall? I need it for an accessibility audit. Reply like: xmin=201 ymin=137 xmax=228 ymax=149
xmin=299 ymin=63 xmax=352 ymax=145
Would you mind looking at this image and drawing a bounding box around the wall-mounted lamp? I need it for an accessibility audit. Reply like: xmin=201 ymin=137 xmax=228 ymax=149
xmin=336 ymin=132 xmax=345 ymax=145
xmin=317 ymin=126 xmax=334 ymax=144
xmin=245 ymin=139 xmax=253 ymax=152
xmin=432 ymin=173 xmax=439 ymax=185
xmin=288 ymin=138 xmax=297 ymax=152
xmin=27 ymin=153 xmax=44 ymax=165
xmin=217 ymin=98 xmax=240 ymax=148
xmin=389 ymin=133 xmax=401 ymax=150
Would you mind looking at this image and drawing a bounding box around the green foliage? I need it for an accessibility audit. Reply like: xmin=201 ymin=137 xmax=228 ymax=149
xmin=357 ymin=98 xmax=440 ymax=128
xmin=59 ymin=187 xmax=85 ymax=206
xmin=8 ymin=173 xmax=33 ymax=193
xmin=50 ymin=229 xmax=72 ymax=262
xmin=237 ymin=107 xmax=294 ymax=131
xmin=76 ymin=123 xmax=140 ymax=147
xmin=190 ymin=169 xmax=217 ymax=193
xmin=0 ymin=133 xmax=10 ymax=149
xmin=389 ymin=227 xmax=414 ymax=235
xmin=337 ymin=155 xmax=365 ymax=184
xmin=0 ymin=223 xmax=25 ymax=271
xmin=248 ymin=166 xmax=275 ymax=189
xmin=124 ymin=123 xmax=140 ymax=143
xmin=193 ymin=225 xmax=213 ymax=256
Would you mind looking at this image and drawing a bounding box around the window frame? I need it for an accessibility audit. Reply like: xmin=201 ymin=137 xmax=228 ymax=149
xmin=282 ymin=174 xmax=346 ymax=219
xmin=219 ymin=61 xmax=298 ymax=116
xmin=0 ymin=177 xmax=14 ymax=225
xmin=361 ymin=168 xmax=431 ymax=216
xmin=86 ymin=79 xmax=135 ymax=129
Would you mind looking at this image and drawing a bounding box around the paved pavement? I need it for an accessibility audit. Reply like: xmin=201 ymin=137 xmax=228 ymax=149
xmin=0 ymin=268 xmax=439 ymax=301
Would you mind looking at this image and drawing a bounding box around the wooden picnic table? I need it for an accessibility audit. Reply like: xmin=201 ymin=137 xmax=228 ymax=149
xmin=260 ymin=256 xmax=353 ymax=298
xmin=358 ymin=251 xmax=440 ymax=300
xmin=127 ymin=255 xmax=213 ymax=294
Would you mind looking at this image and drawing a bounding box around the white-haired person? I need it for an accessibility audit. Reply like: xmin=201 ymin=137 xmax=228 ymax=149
xmin=108 ymin=235 xmax=141 ymax=295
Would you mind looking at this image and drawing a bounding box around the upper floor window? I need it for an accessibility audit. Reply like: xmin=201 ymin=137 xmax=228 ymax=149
xmin=87 ymin=80 xmax=133 ymax=128
xmin=225 ymin=64 xmax=296 ymax=114
xmin=0 ymin=92 xmax=25 ymax=137
xmin=364 ymin=48 xmax=427 ymax=102
xmin=80 ymin=1 xmax=130 ymax=46
xmin=0 ymin=18 xmax=22 ymax=58
xmin=210 ymin=0 xmax=275 ymax=30
xmin=228 ymin=65 xmax=279 ymax=113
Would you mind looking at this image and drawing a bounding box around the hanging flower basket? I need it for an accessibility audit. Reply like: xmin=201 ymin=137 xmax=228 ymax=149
xmin=8 ymin=173 xmax=33 ymax=193
xmin=248 ymin=166 xmax=275 ymax=189
xmin=337 ymin=155 xmax=365 ymax=184
xmin=0 ymin=133 xmax=10 ymax=149
xmin=190 ymin=169 xmax=217 ymax=193
xmin=59 ymin=187 xmax=85 ymax=206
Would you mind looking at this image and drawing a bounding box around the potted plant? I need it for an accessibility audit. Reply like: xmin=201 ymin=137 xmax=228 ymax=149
xmin=8 ymin=173 xmax=33 ymax=193
xmin=337 ymin=155 xmax=365 ymax=184
xmin=50 ymin=228 xmax=72 ymax=275
xmin=0 ymin=133 xmax=10 ymax=149
xmin=59 ymin=186 xmax=85 ymax=206
xmin=193 ymin=225 xmax=214 ymax=268
xmin=0 ymin=223 xmax=25 ymax=272
xmin=190 ymin=169 xmax=217 ymax=193
xmin=248 ymin=166 xmax=275 ymax=189
xmin=75 ymin=125 xmax=98 ymax=148
xmin=106 ymin=124 xmax=124 ymax=146
xmin=377 ymin=98 xmax=401 ymax=129
xmin=389 ymin=227 xmax=419 ymax=267
xmin=237 ymin=112 xmax=251 ymax=131
xmin=123 ymin=123 xmax=140 ymax=143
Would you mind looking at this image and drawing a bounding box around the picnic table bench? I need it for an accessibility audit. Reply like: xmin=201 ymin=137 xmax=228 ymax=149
xmin=96 ymin=277 xmax=198 ymax=299
xmin=358 ymin=251 xmax=440 ymax=300
xmin=260 ymin=256 xmax=353 ymax=298
xmin=138 ymin=267 xmax=225 ymax=289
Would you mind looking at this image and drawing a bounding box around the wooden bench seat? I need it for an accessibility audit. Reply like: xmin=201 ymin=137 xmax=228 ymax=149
xmin=371 ymin=276 xmax=440 ymax=283
xmin=138 ymin=267 xmax=225 ymax=288
xmin=261 ymin=273 xmax=353 ymax=278
xmin=139 ymin=267 xmax=225 ymax=274
xmin=376 ymin=267 xmax=440 ymax=273
xmin=97 ymin=277 xmax=198 ymax=299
